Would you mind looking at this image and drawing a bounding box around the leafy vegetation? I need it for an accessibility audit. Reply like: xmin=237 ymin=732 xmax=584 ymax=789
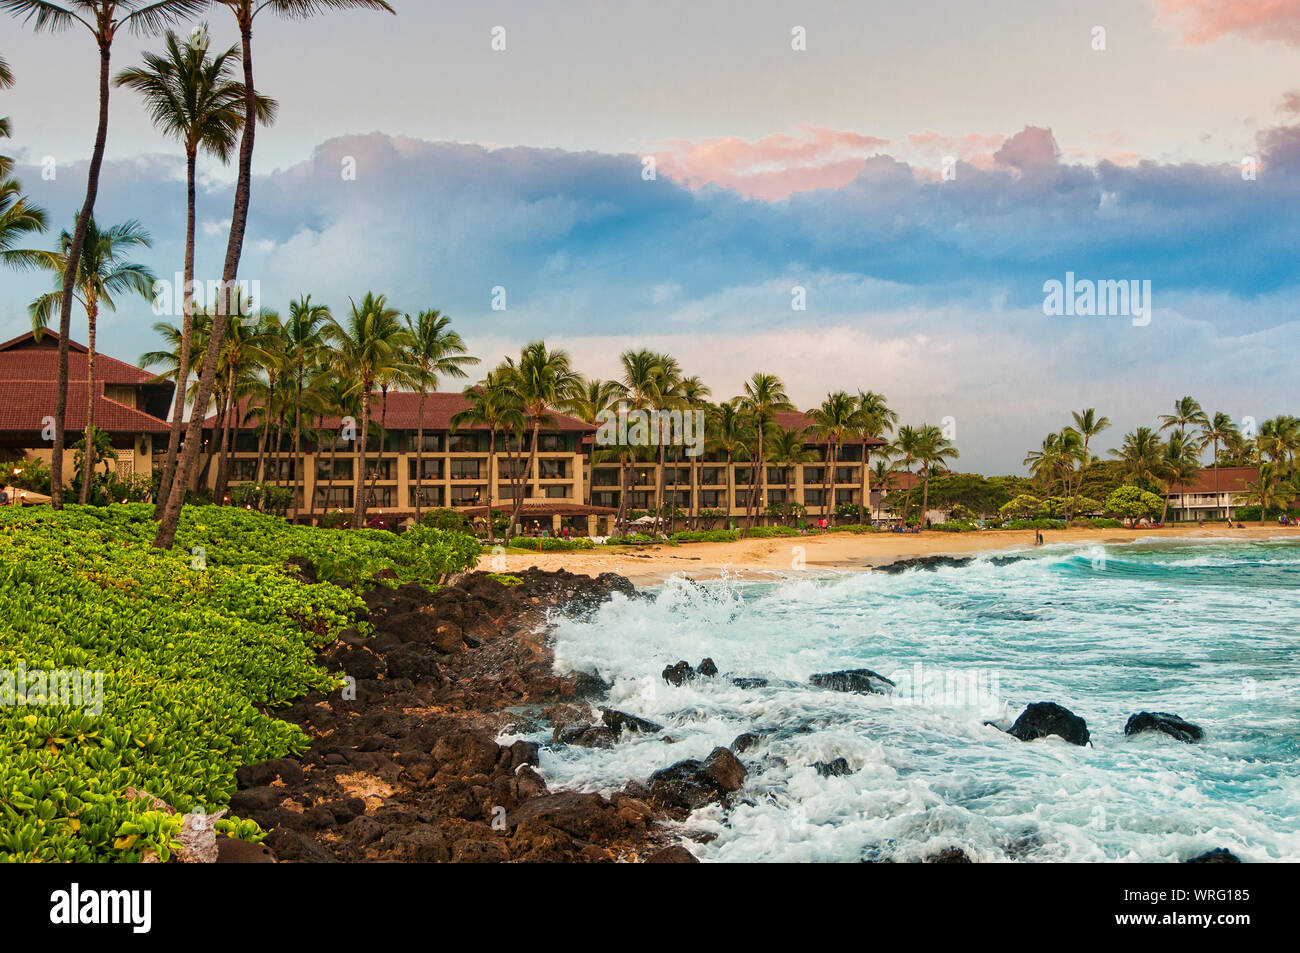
xmin=0 ymin=505 xmax=476 ymax=861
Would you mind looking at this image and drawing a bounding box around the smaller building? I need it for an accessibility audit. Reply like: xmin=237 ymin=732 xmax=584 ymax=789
xmin=1165 ymin=466 xmax=1259 ymax=520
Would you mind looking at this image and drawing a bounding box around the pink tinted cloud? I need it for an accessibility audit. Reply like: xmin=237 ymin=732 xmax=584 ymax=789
xmin=655 ymin=127 xmax=889 ymax=200
xmin=1156 ymin=0 xmax=1300 ymax=46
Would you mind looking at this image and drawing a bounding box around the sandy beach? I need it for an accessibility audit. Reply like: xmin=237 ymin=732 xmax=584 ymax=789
xmin=479 ymin=524 xmax=1300 ymax=586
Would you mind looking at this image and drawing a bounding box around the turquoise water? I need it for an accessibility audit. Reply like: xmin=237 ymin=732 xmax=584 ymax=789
xmin=532 ymin=539 xmax=1300 ymax=862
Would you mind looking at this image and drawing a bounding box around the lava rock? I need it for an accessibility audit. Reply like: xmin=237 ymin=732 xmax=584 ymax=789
xmin=698 ymin=658 xmax=719 ymax=677
xmin=1007 ymin=702 xmax=1090 ymax=746
xmin=646 ymin=845 xmax=699 ymax=863
xmin=1186 ymin=848 xmax=1241 ymax=864
xmin=1124 ymin=711 xmax=1203 ymax=743
xmin=731 ymin=732 xmax=761 ymax=754
xmin=649 ymin=747 xmax=746 ymax=811
xmin=812 ymin=757 xmax=852 ymax=778
xmin=810 ymin=668 xmax=896 ymax=694
xmin=877 ymin=555 xmax=974 ymax=574
xmin=216 ymin=837 xmax=278 ymax=863
xmin=662 ymin=660 xmax=696 ymax=686
xmin=731 ymin=677 xmax=768 ymax=690
xmin=600 ymin=708 xmax=664 ymax=736
xmin=924 ymin=847 xmax=972 ymax=863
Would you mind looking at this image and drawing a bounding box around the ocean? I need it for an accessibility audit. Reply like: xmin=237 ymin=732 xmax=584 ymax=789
xmin=531 ymin=538 xmax=1300 ymax=862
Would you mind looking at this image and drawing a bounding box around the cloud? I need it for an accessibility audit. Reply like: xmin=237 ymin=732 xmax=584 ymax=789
xmin=1155 ymin=0 xmax=1300 ymax=47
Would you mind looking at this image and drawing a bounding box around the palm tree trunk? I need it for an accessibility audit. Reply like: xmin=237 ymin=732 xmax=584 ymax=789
xmin=253 ymin=413 xmax=269 ymax=483
xmin=155 ymin=148 xmax=198 ymax=517
xmin=352 ymin=388 xmax=372 ymax=527
xmin=291 ymin=364 xmax=304 ymax=523
xmin=414 ymin=391 xmax=426 ymax=521
xmin=922 ymin=469 xmax=932 ymax=527
xmin=155 ymin=16 xmax=259 ymax=548
xmin=821 ymin=441 xmax=833 ymax=525
xmin=862 ymin=449 xmax=873 ymax=526
xmin=485 ymin=430 xmax=495 ymax=544
xmin=214 ymin=366 xmax=237 ymax=501
xmin=366 ymin=388 xmax=389 ymax=504
xmin=79 ymin=298 xmax=99 ymax=505
xmin=53 ymin=44 xmax=113 ymax=510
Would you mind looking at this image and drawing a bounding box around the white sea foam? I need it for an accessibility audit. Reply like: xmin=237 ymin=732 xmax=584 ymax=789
xmin=533 ymin=540 xmax=1300 ymax=862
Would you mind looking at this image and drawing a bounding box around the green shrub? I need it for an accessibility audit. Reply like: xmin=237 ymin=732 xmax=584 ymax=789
xmin=745 ymin=525 xmax=801 ymax=538
xmin=507 ymin=536 xmax=594 ymax=552
xmin=1002 ymin=518 xmax=1068 ymax=530
xmin=932 ymin=521 xmax=980 ymax=532
xmin=419 ymin=507 xmax=469 ymax=532
xmin=670 ymin=529 xmax=740 ymax=543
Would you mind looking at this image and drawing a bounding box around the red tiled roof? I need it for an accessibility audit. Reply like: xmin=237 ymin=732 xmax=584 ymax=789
xmin=0 ymin=380 xmax=171 ymax=434
xmin=775 ymin=410 xmax=888 ymax=446
xmin=204 ymin=392 xmax=596 ymax=433
xmin=0 ymin=331 xmax=157 ymax=386
xmin=1169 ymin=466 xmax=1258 ymax=495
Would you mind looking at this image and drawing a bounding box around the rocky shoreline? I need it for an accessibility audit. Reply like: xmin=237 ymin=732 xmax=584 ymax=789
xmin=229 ymin=566 xmax=701 ymax=863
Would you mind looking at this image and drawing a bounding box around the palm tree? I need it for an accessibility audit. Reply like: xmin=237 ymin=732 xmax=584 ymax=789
xmin=767 ymin=425 xmax=813 ymax=526
xmin=405 ymin=309 xmax=476 ymax=521
xmin=611 ymin=349 xmax=664 ymax=532
xmin=870 ymin=456 xmax=897 ymax=521
xmin=451 ymin=370 xmax=524 ymax=543
xmin=647 ymin=352 xmax=683 ymax=534
xmin=28 ymin=216 xmax=155 ymax=503
xmin=676 ymin=375 xmax=711 ymax=528
xmin=4 ymin=0 xmax=204 ymax=509
xmin=916 ymin=423 xmax=959 ymax=526
xmin=116 ymin=28 xmax=276 ymax=515
xmin=1 ymin=55 xmax=50 ymax=271
xmin=1159 ymin=396 xmax=1208 ymax=441
xmin=1243 ymin=462 xmax=1295 ymax=527
xmin=324 ymin=292 xmax=408 ymax=528
xmin=273 ymin=295 xmax=330 ymax=519
xmin=708 ymin=401 xmax=750 ymax=530
xmin=1197 ymin=411 xmax=1238 ymax=518
xmin=1258 ymin=416 xmax=1300 ymax=478
xmin=501 ymin=341 xmax=581 ymax=532
xmin=1158 ymin=431 xmax=1201 ymax=525
xmin=736 ymin=372 xmax=793 ymax=533
xmin=808 ymin=391 xmax=862 ymax=526
xmin=855 ymin=390 xmax=896 ymax=524
xmin=156 ymin=0 xmax=395 ymax=548
xmin=891 ymin=425 xmax=924 ymax=525
xmin=562 ymin=376 xmax=623 ymax=508
xmin=1111 ymin=427 xmax=1164 ymax=492
xmin=212 ymin=307 xmax=277 ymax=502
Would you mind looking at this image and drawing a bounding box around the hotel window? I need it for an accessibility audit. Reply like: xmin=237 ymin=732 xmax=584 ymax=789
xmin=538 ymin=434 xmax=569 ymax=452
xmin=544 ymin=486 xmax=570 ymax=499
xmin=408 ymin=458 xmax=443 ymax=480
xmin=315 ymin=486 xmax=354 ymax=508
xmin=735 ymin=467 xmax=755 ymax=486
xmin=805 ymin=488 xmax=825 ymax=507
xmin=363 ymin=459 xmax=393 ymax=481
xmin=498 ymin=484 xmax=517 ymax=500
xmin=413 ymin=432 xmax=444 ymax=452
xmin=363 ymin=487 xmax=395 ymax=509
xmin=413 ymin=485 xmax=444 ymax=507
xmin=804 ymin=467 xmax=824 ymax=484
xmin=594 ymin=491 xmax=620 ymax=509
xmin=451 ymin=486 xmax=485 ymax=506
xmin=317 ymin=459 xmax=353 ymax=481
xmin=630 ymin=492 xmax=652 ymax=509
xmin=835 ymin=467 xmax=855 ymax=484
xmin=835 ymin=489 xmax=857 ymax=505
xmin=666 ymin=490 xmax=691 ymax=507
xmin=230 ymin=460 xmax=258 ymax=482
xmin=666 ymin=467 xmax=692 ymax=485
xmin=448 ymin=433 xmax=484 ymax=453
xmin=768 ymin=489 xmax=787 ymax=505
xmin=700 ymin=468 xmax=723 ymax=486
xmin=450 ymin=460 xmax=483 ymax=480
xmin=700 ymin=490 xmax=726 ymax=509
xmin=767 ymin=467 xmax=786 ymax=484
xmin=592 ymin=468 xmax=620 ymax=487
xmin=539 ymin=459 xmax=568 ymax=479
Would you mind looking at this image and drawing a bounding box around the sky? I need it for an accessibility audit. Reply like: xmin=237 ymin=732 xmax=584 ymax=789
xmin=3 ymin=0 xmax=1299 ymax=473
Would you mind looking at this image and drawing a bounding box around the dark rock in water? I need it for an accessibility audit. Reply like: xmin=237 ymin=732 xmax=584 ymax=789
xmin=600 ymin=707 xmax=663 ymax=736
xmin=812 ymin=757 xmax=852 ymax=778
xmin=878 ymin=555 xmax=974 ymax=574
xmin=646 ymin=845 xmax=699 ymax=863
xmin=649 ymin=746 xmax=747 ymax=811
xmin=810 ymin=668 xmax=896 ymax=694
xmin=1124 ymin=711 xmax=1203 ymax=743
xmin=731 ymin=732 xmax=761 ymax=754
xmin=925 ymin=847 xmax=972 ymax=863
xmin=662 ymin=660 xmax=696 ymax=686
xmin=1186 ymin=848 xmax=1241 ymax=864
xmin=988 ymin=556 xmax=1025 ymax=567
xmin=731 ymin=677 xmax=769 ymax=690
xmin=570 ymin=670 xmax=611 ymax=700
xmin=1007 ymin=702 xmax=1090 ymax=746
xmin=698 ymin=657 xmax=719 ymax=677
xmin=554 ymin=723 xmax=617 ymax=748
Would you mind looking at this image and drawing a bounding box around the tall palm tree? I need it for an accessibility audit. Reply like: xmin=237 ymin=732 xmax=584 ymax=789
xmin=707 ymin=401 xmax=750 ymax=530
xmin=275 ymin=295 xmax=330 ymax=519
xmin=808 ymin=391 xmax=862 ymax=526
xmin=768 ymin=425 xmax=813 ymax=526
xmin=1158 ymin=396 xmax=1208 ymax=441
xmin=1158 ymin=431 xmax=1201 ymax=525
xmin=891 ymin=425 xmax=924 ymax=525
xmin=736 ymin=372 xmax=793 ymax=533
xmin=4 ymin=0 xmax=204 ymax=509
xmin=855 ymin=390 xmax=896 ymax=525
xmin=562 ymin=376 xmax=623 ymax=509
xmin=212 ymin=306 xmax=276 ymax=502
xmin=1243 ymin=462 xmax=1295 ymax=527
xmin=501 ymin=341 xmax=581 ymax=532
xmin=647 ymin=352 xmax=683 ymax=534
xmin=1197 ymin=411 xmax=1238 ymax=517
xmin=916 ymin=423 xmax=959 ymax=526
xmin=28 ymin=216 xmax=155 ymax=502
xmin=405 ymin=309 xmax=476 ymax=521
xmin=451 ymin=370 xmax=524 ymax=542
xmin=1110 ymin=427 xmax=1164 ymax=492
xmin=116 ymin=28 xmax=276 ymax=515
xmin=1071 ymin=408 xmax=1111 ymax=461
xmin=870 ymin=456 xmax=897 ymax=521
xmin=611 ymin=349 xmax=663 ymax=531
xmin=676 ymin=375 xmax=711 ymax=528
xmin=156 ymin=0 xmax=395 ymax=548
xmin=324 ymin=292 xmax=408 ymax=528
xmin=1258 ymin=416 xmax=1300 ymax=478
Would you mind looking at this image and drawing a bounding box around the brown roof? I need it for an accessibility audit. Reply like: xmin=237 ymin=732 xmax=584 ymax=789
xmin=0 ymin=331 xmax=158 ymax=386
xmin=1169 ymin=466 xmax=1258 ymax=495
xmin=775 ymin=410 xmax=888 ymax=446
xmin=0 ymin=380 xmax=171 ymax=434
xmin=204 ymin=392 xmax=596 ymax=433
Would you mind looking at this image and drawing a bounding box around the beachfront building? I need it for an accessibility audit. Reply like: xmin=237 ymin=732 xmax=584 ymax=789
xmin=0 ymin=331 xmax=172 ymax=482
xmin=586 ymin=412 xmax=888 ymax=525
xmin=1165 ymin=466 xmax=1261 ymax=521
xmin=199 ymin=394 xmax=612 ymax=532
